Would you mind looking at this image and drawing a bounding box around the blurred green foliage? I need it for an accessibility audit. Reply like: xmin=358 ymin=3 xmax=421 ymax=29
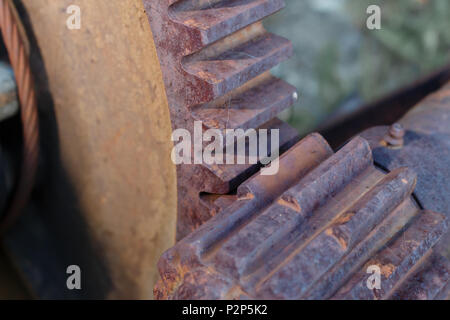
xmin=350 ymin=0 xmax=450 ymax=101
xmin=265 ymin=0 xmax=450 ymax=134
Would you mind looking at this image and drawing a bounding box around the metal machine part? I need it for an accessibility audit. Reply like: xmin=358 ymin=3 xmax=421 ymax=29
xmin=361 ymin=82 xmax=450 ymax=262
xmin=153 ymin=129 xmax=449 ymax=299
xmin=360 ymin=83 xmax=450 ymax=218
xmin=144 ymin=0 xmax=300 ymax=240
xmin=0 ymin=0 xmax=449 ymax=300
xmin=320 ymin=65 xmax=450 ymax=149
xmin=146 ymin=2 xmax=450 ymax=300
xmin=2 ymin=0 xmax=177 ymax=299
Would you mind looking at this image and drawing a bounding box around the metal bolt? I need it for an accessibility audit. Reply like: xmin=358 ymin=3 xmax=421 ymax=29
xmin=383 ymin=123 xmax=405 ymax=148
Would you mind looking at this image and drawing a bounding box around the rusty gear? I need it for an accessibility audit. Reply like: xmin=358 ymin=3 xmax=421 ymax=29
xmin=148 ymin=0 xmax=450 ymax=300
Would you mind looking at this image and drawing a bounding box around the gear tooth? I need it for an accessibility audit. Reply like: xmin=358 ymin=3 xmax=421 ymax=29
xmin=169 ymin=0 xmax=285 ymax=48
xmin=254 ymin=166 xmax=419 ymax=300
xmin=183 ymin=32 xmax=293 ymax=104
xmin=155 ymin=133 xmax=449 ymax=300
xmin=390 ymin=254 xmax=450 ymax=300
xmin=333 ymin=211 xmax=448 ymax=300
xmin=146 ymin=0 xmax=299 ymax=238
xmin=147 ymin=2 xmax=450 ymax=299
xmin=201 ymin=118 xmax=299 ymax=193
xmin=192 ymin=75 xmax=297 ymax=133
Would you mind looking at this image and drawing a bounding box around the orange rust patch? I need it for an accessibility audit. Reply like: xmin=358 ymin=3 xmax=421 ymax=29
xmin=334 ymin=211 xmax=355 ymax=225
xmin=162 ymin=262 xmax=190 ymax=298
xmin=206 ymin=119 xmax=221 ymax=128
xmin=238 ymin=193 xmax=255 ymax=201
xmin=325 ymin=227 xmax=348 ymax=250
xmin=224 ymin=285 xmax=250 ymax=300
xmin=153 ymin=279 xmax=169 ymax=300
xmin=380 ymin=263 xmax=396 ymax=278
xmin=277 ymin=196 xmax=302 ymax=213
xmin=197 ymin=70 xmax=219 ymax=83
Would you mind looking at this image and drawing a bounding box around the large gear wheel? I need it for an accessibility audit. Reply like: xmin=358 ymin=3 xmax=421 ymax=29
xmin=145 ymin=0 xmax=450 ymax=300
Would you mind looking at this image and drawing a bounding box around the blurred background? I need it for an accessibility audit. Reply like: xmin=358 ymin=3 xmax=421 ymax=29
xmin=265 ymin=0 xmax=450 ymax=134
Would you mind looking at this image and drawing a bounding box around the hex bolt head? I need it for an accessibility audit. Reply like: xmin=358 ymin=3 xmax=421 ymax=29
xmin=384 ymin=123 xmax=405 ymax=148
xmin=390 ymin=123 xmax=405 ymax=138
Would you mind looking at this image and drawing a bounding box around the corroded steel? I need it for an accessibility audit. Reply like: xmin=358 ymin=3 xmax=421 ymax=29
xmin=1 ymin=0 xmax=448 ymax=301
xmin=148 ymin=1 xmax=450 ymax=300
xmin=361 ymin=82 xmax=450 ymax=221
xmin=382 ymin=123 xmax=405 ymax=148
xmin=144 ymin=0 xmax=299 ymax=239
xmin=3 ymin=0 xmax=177 ymax=299
xmin=320 ymin=65 xmax=450 ymax=149
xmin=154 ymin=133 xmax=449 ymax=299
xmin=360 ymin=81 xmax=450 ymax=279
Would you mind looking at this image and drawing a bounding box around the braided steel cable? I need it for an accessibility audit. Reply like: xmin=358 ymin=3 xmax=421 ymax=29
xmin=0 ymin=0 xmax=39 ymax=232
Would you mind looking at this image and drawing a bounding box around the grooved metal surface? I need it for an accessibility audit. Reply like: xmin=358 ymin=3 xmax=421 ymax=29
xmin=154 ymin=133 xmax=449 ymax=300
xmin=144 ymin=0 xmax=299 ymax=239
xmin=148 ymin=1 xmax=450 ymax=300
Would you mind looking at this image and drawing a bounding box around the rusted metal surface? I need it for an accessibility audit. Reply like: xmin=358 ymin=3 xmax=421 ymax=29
xmin=333 ymin=210 xmax=447 ymax=300
xmin=360 ymin=82 xmax=450 ymax=222
xmin=320 ymin=64 xmax=450 ymax=149
xmin=147 ymin=4 xmax=450 ymax=297
xmin=154 ymin=133 xmax=449 ymax=299
xmin=382 ymin=123 xmax=405 ymax=148
xmin=0 ymin=0 xmax=446 ymax=301
xmin=390 ymin=254 xmax=450 ymax=300
xmin=144 ymin=0 xmax=299 ymax=239
xmin=3 ymin=0 xmax=177 ymax=299
xmin=359 ymin=82 xmax=450 ymax=280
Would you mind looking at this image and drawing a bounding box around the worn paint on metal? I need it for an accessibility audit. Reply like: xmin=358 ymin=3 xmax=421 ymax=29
xmin=154 ymin=133 xmax=449 ymax=299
